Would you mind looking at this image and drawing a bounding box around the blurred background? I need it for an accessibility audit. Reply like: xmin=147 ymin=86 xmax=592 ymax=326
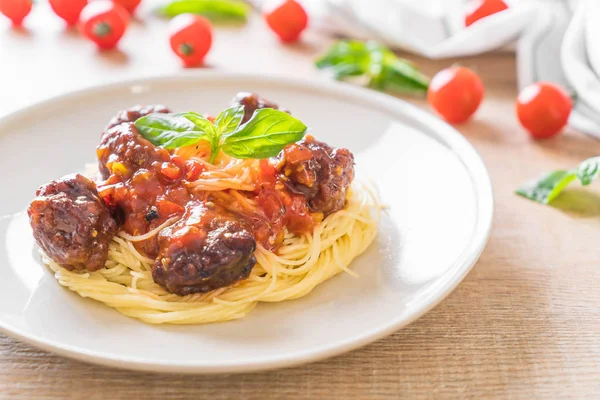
xmin=0 ymin=0 xmax=593 ymax=128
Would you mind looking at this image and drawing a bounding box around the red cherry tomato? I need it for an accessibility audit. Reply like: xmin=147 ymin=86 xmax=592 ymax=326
xmin=428 ymin=66 xmax=484 ymax=124
xmin=184 ymin=160 xmax=205 ymax=181
xmin=169 ymin=14 xmax=212 ymax=67
xmin=263 ymin=0 xmax=308 ymax=43
xmin=49 ymin=0 xmax=88 ymax=27
xmin=157 ymin=200 xmax=185 ymax=217
xmin=516 ymin=82 xmax=572 ymax=139
xmin=465 ymin=0 xmax=508 ymax=27
xmin=112 ymin=0 xmax=141 ymax=14
xmin=0 ymin=0 xmax=32 ymax=26
xmin=80 ymin=1 xmax=129 ymax=50
xmin=159 ymin=162 xmax=182 ymax=181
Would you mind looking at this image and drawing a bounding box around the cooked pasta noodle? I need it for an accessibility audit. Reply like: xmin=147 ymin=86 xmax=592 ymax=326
xmin=41 ymin=182 xmax=379 ymax=324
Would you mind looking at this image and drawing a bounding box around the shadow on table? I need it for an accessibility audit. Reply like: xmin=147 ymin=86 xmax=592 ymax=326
xmin=550 ymin=188 xmax=600 ymax=219
xmin=7 ymin=25 xmax=32 ymax=38
xmin=535 ymin=131 xmax=600 ymax=161
xmin=95 ymin=49 xmax=130 ymax=66
xmin=458 ymin=118 xmax=509 ymax=145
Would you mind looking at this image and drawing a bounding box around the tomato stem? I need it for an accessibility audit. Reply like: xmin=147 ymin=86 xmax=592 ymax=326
xmin=208 ymin=144 xmax=219 ymax=164
xmin=93 ymin=22 xmax=112 ymax=37
xmin=179 ymin=43 xmax=194 ymax=56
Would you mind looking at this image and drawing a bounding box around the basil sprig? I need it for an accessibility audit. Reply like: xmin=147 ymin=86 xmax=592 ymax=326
xmin=134 ymin=107 xmax=307 ymax=163
xmin=516 ymin=157 xmax=600 ymax=204
xmin=316 ymin=40 xmax=430 ymax=95
xmin=156 ymin=0 xmax=249 ymax=22
xmin=221 ymin=109 xmax=308 ymax=159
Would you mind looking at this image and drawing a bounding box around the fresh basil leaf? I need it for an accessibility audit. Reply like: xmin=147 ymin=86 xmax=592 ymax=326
xmin=134 ymin=112 xmax=214 ymax=149
xmin=221 ymin=109 xmax=307 ymax=159
xmin=180 ymin=111 xmax=222 ymax=161
xmin=157 ymin=0 xmax=249 ymax=22
xmin=385 ymin=68 xmax=430 ymax=94
xmin=179 ymin=111 xmax=215 ymax=132
xmin=330 ymin=63 xmax=365 ymax=80
xmin=516 ymin=170 xmax=577 ymax=204
xmin=214 ymin=106 xmax=245 ymax=136
xmin=315 ymin=40 xmax=369 ymax=69
xmin=316 ymin=40 xmax=429 ymax=95
xmin=386 ymin=60 xmax=430 ymax=92
xmin=178 ymin=112 xmax=217 ymax=142
xmin=367 ymin=42 xmax=428 ymax=93
xmin=158 ymin=131 xmax=212 ymax=149
xmin=576 ymin=156 xmax=600 ymax=185
xmin=365 ymin=43 xmax=386 ymax=90
xmin=517 ymin=156 xmax=600 ymax=204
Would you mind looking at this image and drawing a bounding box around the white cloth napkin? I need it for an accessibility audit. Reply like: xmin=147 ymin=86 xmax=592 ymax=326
xmin=254 ymin=0 xmax=600 ymax=138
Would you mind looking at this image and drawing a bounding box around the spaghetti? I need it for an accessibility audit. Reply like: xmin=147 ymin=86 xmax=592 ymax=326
xmin=42 ymin=182 xmax=379 ymax=324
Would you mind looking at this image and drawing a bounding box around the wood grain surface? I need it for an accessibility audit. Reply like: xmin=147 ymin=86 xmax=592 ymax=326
xmin=1 ymin=3 xmax=599 ymax=399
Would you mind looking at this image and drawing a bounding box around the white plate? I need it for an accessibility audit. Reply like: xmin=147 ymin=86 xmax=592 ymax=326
xmin=0 ymin=73 xmax=493 ymax=373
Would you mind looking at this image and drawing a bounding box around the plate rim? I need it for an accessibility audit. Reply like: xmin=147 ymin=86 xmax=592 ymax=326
xmin=0 ymin=72 xmax=494 ymax=374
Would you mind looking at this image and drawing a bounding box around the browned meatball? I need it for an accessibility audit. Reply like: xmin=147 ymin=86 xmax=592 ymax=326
xmin=153 ymin=201 xmax=257 ymax=295
xmin=105 ymin=104 xmax=171 ymax=130
xmin=96 ymin=122 xmax=191 ymax=258
xmin=97 ymin=122 xmax=171 ymax=180
xmin=231 ymin=92 xmax=286 ymax=123
xmin=28 ymin=174 xmax=118 ymax=272
xmin=277 ymin=135 xmax=355 ymax=215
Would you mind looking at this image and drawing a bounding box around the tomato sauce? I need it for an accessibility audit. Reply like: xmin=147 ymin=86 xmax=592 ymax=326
xmin=96 ymin=123 xmax=318 ymax=256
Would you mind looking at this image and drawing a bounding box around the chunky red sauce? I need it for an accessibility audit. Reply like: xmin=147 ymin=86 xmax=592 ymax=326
xmin=96 ymin=125 xmax=198 ymax=256
xmin=96 ymin=124 xmax=320 ymax=256
xmin=252 ymin=158 xmax=315 ymax=247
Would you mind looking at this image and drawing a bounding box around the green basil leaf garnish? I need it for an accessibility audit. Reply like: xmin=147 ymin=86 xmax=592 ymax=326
xmin=516 ymin=170 xmax=577 ymax=204
xmin=134 ymin=108 xmax=307 ymax=163
xmin=157 ymin=0 xmax=249 ymax=22
xmin=221 ymin=109 xmax=307 ymax=159
xmin=316 ymin=40 xmax=430 ymax=95
xmin=386 ymin=59 xmax=430 ymax=92
xmin=576 ymin=157 xmax=600 ymax=185
xmin=180 ymin=111 xmax=222 ymax=162
xmin=516 ymin=156 xmax=600 ymax=204
xmin=214 ymin=105 xmax=245 ymax=136
xmin=315 ymin=40 xmax=369 ymax=69
xmin=134 ymin=112 xmax=215 ymax=149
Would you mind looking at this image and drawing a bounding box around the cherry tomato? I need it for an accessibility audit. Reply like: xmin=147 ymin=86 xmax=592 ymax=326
xmin=160 ymin=162 xmax=183 ymax=181
xmin=112 ymin=0 xmax=141 ymax=14
xmin=263 ymin=0 xmax=308 ymax=43
xmin=0 ymin=0 xmax=32 ymax=26
xmin=170 ymin=155 xmax=186 ymax=171
xmin=49 ymin=0 xmax=88 ymax=27
xmin=258 ymin=159 xmax=277 ymax=186
xmin=428 ymin=66 xmax=484 ymax=124
xmin=465 ymin=0 xmax=508 ymax=27
xmin=184 ymin=160 xmax=205 ymax=181
xmin=80 ymin=1 xmax=129 ymax=50
xmin=169 ymin=14 xmax=212 ymax=67
xmin=157 ymin=200 xmax=185 ymax=217
xmin=516 ymin=82 xmax=572 ymax=139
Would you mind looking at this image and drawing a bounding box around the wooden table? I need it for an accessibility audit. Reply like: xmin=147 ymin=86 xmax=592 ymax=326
xmin=1 ymin=4 xmax=599 ymax=399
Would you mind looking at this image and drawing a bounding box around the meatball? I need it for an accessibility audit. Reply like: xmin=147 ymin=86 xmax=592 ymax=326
xmin=28 ymin=174 xmax=118 ymax=272
xmin=231 ymin=92 xmax=287 ymax=123
xmin=105 ymin=104 xmax=171 ymax=130
xmin=153 ymin=201 xmax=257 ymax=295
xmin=96 ymin=122 xmax=191 ymax=257
xmin=277 ymin=135 xmax=355 ymax=215
xmin=97 ymin=122 xmax=171 ymax=180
